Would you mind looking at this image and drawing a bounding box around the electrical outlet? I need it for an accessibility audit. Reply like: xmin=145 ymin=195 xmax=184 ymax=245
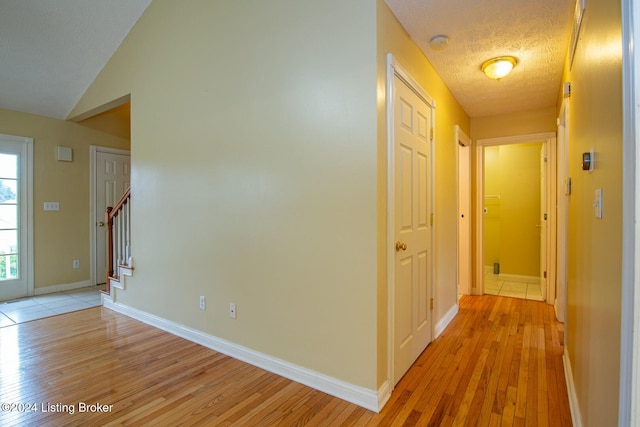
xmin=229 ymin=303 xmax=236 ymax=319
xmin=199 ymin=296 xmax=206 ymax=310
xmin=72 ymin=259 xmax=80 ymax=269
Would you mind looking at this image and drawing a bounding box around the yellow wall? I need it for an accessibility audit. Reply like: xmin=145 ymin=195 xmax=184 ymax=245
xmin=562 ymin=0 xmax=623 ymax=423
xmin=483 ymin=143 xmax=542 ymax=277
xmin=0 ymin=108 xmax=130 ymax=290
xmin=471 ymin=107 xmax=557 ymax=139
xmin=376 ymin=0 xmax=470 ymax=386
xmin=77 ymin=103 xmax=130 ymax=140
xmin=71 ymin=0 xmax=379 ymax=390
xmin=483 ymin=146 xmax=501 ymax=266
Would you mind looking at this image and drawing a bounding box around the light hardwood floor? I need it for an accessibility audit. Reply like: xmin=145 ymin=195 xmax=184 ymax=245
xmin=0 ymin=295 xmax=571 ymax=426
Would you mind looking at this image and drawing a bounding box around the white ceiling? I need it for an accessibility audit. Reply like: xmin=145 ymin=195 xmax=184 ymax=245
xmin=1 ymin=1 xmax=574 ymax=121
xmin=385 ymin=0 xmax=575 ymax=118
xmin=0 ymin=0 xmax=151 ymax=120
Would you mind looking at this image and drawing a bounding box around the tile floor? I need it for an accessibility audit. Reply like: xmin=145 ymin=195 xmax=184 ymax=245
xmin=0 ymin=285 xmax=104 ymax=328
xmin=484 ymin=271 xmax=544 ymax=301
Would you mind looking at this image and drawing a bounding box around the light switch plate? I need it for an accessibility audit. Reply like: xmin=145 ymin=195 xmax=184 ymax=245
xmin=594 ymin=188 xmax=603 ymax=219
xmin=44 ymin=202 xmax=59 ymax=211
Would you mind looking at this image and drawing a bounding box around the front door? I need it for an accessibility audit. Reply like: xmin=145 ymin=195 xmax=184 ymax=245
xmin=95 ymin=151 xmax=130 ymax=284
xmin=393 ymin=73 xmax=433 ymax=384
xmin=0 ymin=135 xmax=32 ymax=301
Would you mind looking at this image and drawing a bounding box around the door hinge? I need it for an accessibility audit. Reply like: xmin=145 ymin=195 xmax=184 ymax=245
xmin=430 ymin=128 xmax=434 ymax=141
xmin=430 ymin=298 xmax=434 ymax=311
xmin=430 ymin=213 xmax=434 ymax=226
xmin=544 ymin=271 xmax=547 ymax=279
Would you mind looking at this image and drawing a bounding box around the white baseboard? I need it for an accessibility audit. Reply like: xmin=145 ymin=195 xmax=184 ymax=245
xmin=103 ymin=300 xmax=382 ymax=412
xmin=484 ymin=267 xmax=540 ymax=285
xmin=377 ymin=379 xmax=392 ymax=410
xmin=563 ymin=348 xmax=583 ymax=427
xmin=499 ymin=274 xmax=540 ymax=284
xmin=435 ymin=303 xmax=459 ymax=338
xmin=34 ymin=280 xmax=92 ymax=295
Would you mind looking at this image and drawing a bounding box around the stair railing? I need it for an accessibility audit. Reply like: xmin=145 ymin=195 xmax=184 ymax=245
xmin=105 ymin=187 xmax=131 ymax=294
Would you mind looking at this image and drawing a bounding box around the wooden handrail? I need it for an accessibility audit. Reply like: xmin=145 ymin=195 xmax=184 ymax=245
xmin=105 ymin=187 xmax=131 ymax=295
xmin=109 ymin=187 xmax=131 ymax=220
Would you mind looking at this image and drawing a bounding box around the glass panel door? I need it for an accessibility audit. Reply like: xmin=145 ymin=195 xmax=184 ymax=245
xmin=0 ymin=153 xmax=19 ymax=281
xmin=0 ymin=134 xmax=32 ymax=302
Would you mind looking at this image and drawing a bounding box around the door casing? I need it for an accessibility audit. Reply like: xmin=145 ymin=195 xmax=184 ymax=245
xmin=0 ymin=134 xmax=33 ymax=301
xmin=474 ymin=132 xmax=557 ymax=301
xmin=386 ymin=54 xmax=435 ymax=387
xmin=456 ymin=126 xmax=472 ymax=297
xmin=89 ymin=145 xmax=131 ymax=286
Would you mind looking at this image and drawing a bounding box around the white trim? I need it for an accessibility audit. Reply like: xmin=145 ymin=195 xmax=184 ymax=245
xmin=0 ymin=134 xmax=34 ymax=299
xmin=103 ymin=300 xmax=382 ymax=412
xmin=621 ymin=0 xmax=640 ymax=424
xmin=556 ymin=100 xmax=569 ymax=324
xmin=33 ymin=280 xmax=92 ymax=295
xmin=386 ymin=53 xmax=436 ymax=388
xmin=490 ymin=273 xmax=541 ymax=285
xmin=89 ymin=145 xmax=131 ymax=286
xmin=456 ymin=125 xmax=472 ymax=297
xmin=563 ymin=349 xmax=583 ymax=427
xmin=377 ymin=380 xmax=392 ymax=411
xmin=434 ymin=303 xmax=459 ymax=338
xmin=475 ymin=132 xmax=556 ymax=300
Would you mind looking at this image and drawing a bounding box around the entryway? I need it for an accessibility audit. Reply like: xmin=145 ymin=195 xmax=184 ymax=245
xmin=90 ymin=146 xmax=130 ymax=286
xmin=0 ymin=134 xmax=33 ymax=302
xmin=475 ymin=133 xmax=557 ymax=302
xmin=387 ymin=55 xmax=435 ymax=386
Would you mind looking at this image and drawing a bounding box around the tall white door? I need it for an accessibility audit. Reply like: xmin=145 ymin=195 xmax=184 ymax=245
xmin=393 ymin=74 xmax=433 ymax=385
xmin=0 ymin=135 xmax=32 ymax=301
xmin=95 ymin=151 xmax=130 ymax=284
xmin=457 ymin=139 xmax=472 ymax=296
xmin=540 ymin=144 xmax=548 ymax=301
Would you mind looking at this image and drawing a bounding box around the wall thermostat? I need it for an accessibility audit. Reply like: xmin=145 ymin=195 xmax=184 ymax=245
xmin=582 ymin=148 xmax=594 ymax=172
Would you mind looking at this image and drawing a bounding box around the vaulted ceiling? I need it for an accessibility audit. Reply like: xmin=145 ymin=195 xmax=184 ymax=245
xmin=0 ymin=1 xmax=574 ymax=121
xmin=0 ymin=0 xmax=150 ymax=120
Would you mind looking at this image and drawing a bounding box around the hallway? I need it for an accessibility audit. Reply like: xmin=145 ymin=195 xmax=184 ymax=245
xmin=0 ymin=294 xmax=571 ymax=425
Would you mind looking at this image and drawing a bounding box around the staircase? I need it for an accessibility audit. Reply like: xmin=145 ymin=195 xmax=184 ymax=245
xmin=104 ymin=187 xmax=133 ymax=295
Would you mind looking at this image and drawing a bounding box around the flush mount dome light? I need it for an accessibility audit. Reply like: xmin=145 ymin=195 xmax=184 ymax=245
xmin=481 ymin=56 xmax=517 ymax=80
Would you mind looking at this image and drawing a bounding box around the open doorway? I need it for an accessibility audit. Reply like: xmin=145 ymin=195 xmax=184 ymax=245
xmin=475 ymin=133 xmax=557 ymax=302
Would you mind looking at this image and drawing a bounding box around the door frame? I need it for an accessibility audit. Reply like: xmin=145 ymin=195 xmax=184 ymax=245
xmin=456 ymin=125 xmax=472 ymax=297
xmin=89 ymin=145 xmax=131 ymax=286
xmin=556 ymin=100 xmax=569 ymax=322
xmin=0 ymin=134 xmax=33 ymax=299
xmin=474 ymin=132 xmax=556 ymax=301
xmin=386 ymin=54 xmax=435 ymax=386
xmin=620 ymin=0 xmax=639 ymax=422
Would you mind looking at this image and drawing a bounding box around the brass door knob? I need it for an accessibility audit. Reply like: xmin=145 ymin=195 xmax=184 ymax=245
xmin=395 ymin=241 xmax=407 ymax=252
xmin=98 ymin=221 xmax=105 ymax=227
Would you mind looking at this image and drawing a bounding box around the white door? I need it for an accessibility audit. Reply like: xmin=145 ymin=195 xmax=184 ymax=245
xmin=393 ymin=74 xmax=433 ymax=385
xmin=457 ymin=136 xmax=472 ymax=297
xmin=0 ymin=135 xmax=32 ymax=301
xmin=95 ymin=151 xmax=130 ymax=284
xmin=540 ymin=144 xmax=547 ymax=300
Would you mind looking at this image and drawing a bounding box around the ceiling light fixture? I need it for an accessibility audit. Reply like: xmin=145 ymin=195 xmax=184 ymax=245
xmin=481 ymin=56 xmax=517 ymax=80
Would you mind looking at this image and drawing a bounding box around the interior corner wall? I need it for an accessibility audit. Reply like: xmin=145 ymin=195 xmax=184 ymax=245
xmin=0 ymin=108 xmax=130 ymax=291
xmin=70 ymin=0 xmax=379 ymax=391
xmin=562 ymin=0 xmax=624 ymax=424
xmin=376 ymin=0 xmax=470 ymax=388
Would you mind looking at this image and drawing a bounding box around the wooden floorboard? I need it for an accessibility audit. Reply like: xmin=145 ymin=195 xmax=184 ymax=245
xmin=0 ymin=295 xmax=571 ymax=426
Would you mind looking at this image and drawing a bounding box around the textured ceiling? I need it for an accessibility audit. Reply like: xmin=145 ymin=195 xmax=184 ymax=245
xmin=384 ymin=0 xmax=575 ymax=118
xmin=0 ymin=0 xmax=151 ymax=120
